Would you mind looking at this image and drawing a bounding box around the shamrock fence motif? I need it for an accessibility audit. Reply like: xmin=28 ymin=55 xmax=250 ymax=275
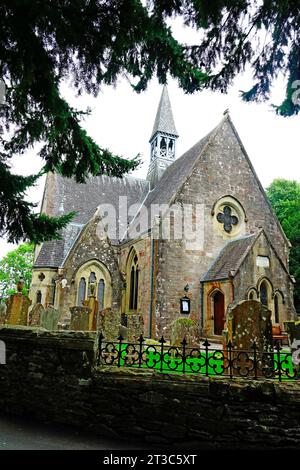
xmin=97 ymin=333 xmax=299 ymax=381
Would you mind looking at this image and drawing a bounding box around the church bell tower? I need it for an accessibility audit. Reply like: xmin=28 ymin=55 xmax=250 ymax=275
xmin=147 ymin=86 xmax=178 ymax=189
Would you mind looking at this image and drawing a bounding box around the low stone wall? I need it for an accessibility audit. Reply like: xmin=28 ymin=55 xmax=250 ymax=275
xmin=1 ymin=326 xmax=300 ymax=448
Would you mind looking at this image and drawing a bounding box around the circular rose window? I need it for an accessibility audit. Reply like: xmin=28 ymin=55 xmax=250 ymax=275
xmin=213 ymin=196 xmax=246 ymax=237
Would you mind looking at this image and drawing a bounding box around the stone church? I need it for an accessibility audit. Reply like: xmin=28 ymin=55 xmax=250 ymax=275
xmin=29 ymin=86 xmax=296 ymax=339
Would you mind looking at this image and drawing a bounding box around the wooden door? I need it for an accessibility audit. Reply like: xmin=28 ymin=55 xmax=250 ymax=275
xmin=213 ymin=291 xmax=225 ymax=335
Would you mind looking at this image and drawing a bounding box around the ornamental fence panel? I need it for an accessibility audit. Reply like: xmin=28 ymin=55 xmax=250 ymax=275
xmin=96 ymin=333 xmax=299 ymax=382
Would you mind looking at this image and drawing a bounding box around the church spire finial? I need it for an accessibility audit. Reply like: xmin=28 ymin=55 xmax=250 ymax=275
xmin=147 ymin=86 xmax=179 ymax=189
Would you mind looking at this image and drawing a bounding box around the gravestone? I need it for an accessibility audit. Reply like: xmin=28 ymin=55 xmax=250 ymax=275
xmin=170 ymin=317 xmax=199 ymax=348
xmin=40 ymin=307 xmax=60 ymax=330
xmin=57 ymin=315 xmax=71 ymax=330
xmin=226 ymin=300 xmax=273 ymax=351
xmin=224 ymin=300 xmax=273 ymax=377
xmin=284 ymin=320 xmax=300 ymax=347
xmin=5 ymin=292 xmax=31 ymax=326
xmin=0 ymin=303 xmax=7 ymax=325
xmin=83 ymin=295 xmax=98 ymax=331
xmin=284 ymin=321 xmax=300 ymax=370
xmin=97 ymin=308 xmax=119 ymax=341
xmin=118 ymin=324 xmax=128 ymax=341
xmin=28 ymin=303 xmax=44 ymax=326
xmin=126 ymin=314 xmax=144 ymax=343
xmin=69 ymin=306 xmax=91 ymax=331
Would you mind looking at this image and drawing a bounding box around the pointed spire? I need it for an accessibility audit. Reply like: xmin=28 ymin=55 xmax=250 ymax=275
xmin=150 ymin=85 xmax=178 ymax=141
xmin=147 ymin=86 xmax=179 ymax=189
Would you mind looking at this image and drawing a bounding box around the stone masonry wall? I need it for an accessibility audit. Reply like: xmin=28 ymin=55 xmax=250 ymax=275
xmin=60 ymin=216 xmax=123 ymax=319
xmin=1 ymin=327 xmax=300 ymax=448
xmin=120 ymin=237 xmax=152 ymax=336
xmin=155 ymin=117 xmax=294 ymax=337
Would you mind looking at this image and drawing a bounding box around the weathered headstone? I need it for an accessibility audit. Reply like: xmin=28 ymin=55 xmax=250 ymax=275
xmin=0 ymin=303 xmax=7 ymax=325
xmin=69 ymin=306 xmax=91 ymax=331
xmin=226 ymin=300 xmax=273 ymax=352
xmin=224 ymin=300 xmax=273 ymax=377
xmin=57 ymin=315 xmax=71 ymax=330
xmin=83 ymin=295 xmax=98 ymax=331
xmin=170 ymin=317 xmax=199 ymax=348
xmin=5 ymin=292 xmax=31 ymax=326
xmin=284 ymin=321 xmax=300 ymax=371
xmin=126 ymin=314 xmax=144 ymax=343
xmin=40 ymin=306 xmax=60 ymax=330
xmin=118 ymin=324 xmax=128 ymax=341
xmin=97 ymin=308 xmax=119 ymax=341
xmin=28 ymin=303 xmax=44 ymax=326
xmin=284 ymin=320 xmax=300 ymax=346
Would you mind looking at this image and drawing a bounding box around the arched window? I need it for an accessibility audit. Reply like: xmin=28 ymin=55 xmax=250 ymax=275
xmin=247 ymin=288 xmax=257 ymax=300
xmin=88 ymin=271 xmax=97 ymax=296
xmin=75 ymin=260 xmax=112 ymax=309
xmin=160 ymin=137 xmax=166 ymax=149
xmin=49 ymin=278 xmax=56 ymax=306
xmin=78 ymin=277 xmax=86 ymax=306
xmin=129 ymin=266 xmax=135 ymax=310
xmin=260 ymin=281 xmax=268 ymax=306
xmin=134 ymin=268 xmax=139 ymax=310
xmin=274 ymin=294 xmax=280 ymax=323
xmin=98 ymin=279 xmax=105 ymax=310
xmin=127 ymin=252 xmax=139 ymax=312
xmin=36 ymin=290 xmax=42 ymax=304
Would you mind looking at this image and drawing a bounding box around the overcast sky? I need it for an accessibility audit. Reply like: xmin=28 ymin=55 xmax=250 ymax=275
xmin=0 ymin=19 xmax=299 ymax=259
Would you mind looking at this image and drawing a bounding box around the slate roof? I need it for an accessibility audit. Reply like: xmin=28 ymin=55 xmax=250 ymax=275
xmin=34 ymin=174 xmax=149 ymax=268
xmin=150 ymin=85 xmax=178 ymax=140
xmin=202 ymin=233 xmax=260 ymax=282
xmin=144 ymin=129 xmax=213 ymax=209
xmin=124 ymin=126 xmax=215 ymax=239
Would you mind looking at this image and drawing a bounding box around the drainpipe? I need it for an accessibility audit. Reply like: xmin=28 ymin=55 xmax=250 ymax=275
xmin=149 ymin=237 xmax=155 ymax=339
xmin=200 ymin=280 xmax=205 ymax=338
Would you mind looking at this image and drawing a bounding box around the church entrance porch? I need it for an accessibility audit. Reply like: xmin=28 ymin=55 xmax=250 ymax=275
xmin=213 ymin=291 xmax=225 ymax=335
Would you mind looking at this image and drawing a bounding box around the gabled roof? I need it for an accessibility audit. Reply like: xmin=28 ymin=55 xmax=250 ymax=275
xmin=202 ymin=232 xmax=260 ymax=282
xmin=150 ymin=85 xmax=178 ymax=140
xmin=127 ymin=112 xmax=290 ymax=250
xmin=34 ymin=174 xmax=149 ymax=268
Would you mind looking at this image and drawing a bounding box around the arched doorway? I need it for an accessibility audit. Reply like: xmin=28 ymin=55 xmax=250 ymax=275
xmin=213 ymin=291 xmax=225 ymax=335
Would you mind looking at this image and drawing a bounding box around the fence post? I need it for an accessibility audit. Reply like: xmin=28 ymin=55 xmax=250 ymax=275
xmin=275 ymin=340 xmax=282 ymax=382
xmin=117 ymin=335 xmax=123 ymax=368
xmin=203 ymin=339 xmax=210 ymax=377
xmin=227 ymin=340 xmax=233 ymax=379
xmin=138 ymin=334 xmax=144 ymax=368
xmin=97 ymin=332 xmax=104 ymax=366
xmin=181 ymin=337 xmax=187 ymax=374
xmin=159 ymin=336 xmax=166 ymax=372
